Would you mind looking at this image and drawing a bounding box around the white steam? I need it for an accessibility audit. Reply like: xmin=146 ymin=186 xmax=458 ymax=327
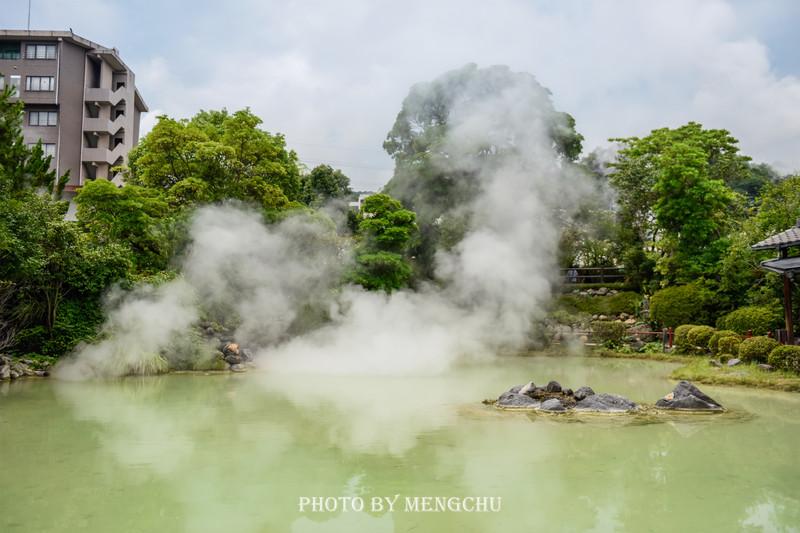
xmin=57 ymin=68 xmax=592 ymax=379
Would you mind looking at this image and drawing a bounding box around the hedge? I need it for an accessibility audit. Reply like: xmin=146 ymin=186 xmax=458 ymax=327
xmin=716 ymin=306 xmax=782 ymax=335
xmin=768 ymin=346 xmax=800 ymax=373
xmin=591 ymin=320 xmax=626 ymax=348
xmin=717 ymin=335 xmax=743 ymax=356
xmin=674 ymin=324 xmax=699 ymax=354
xmin=650 ymin=283 xmax=711 ymax=328
xmin=738 ymin=336 xmax=780 ymax=363
xmin=686 ymin=326 xmax=716 ymax=354
xmin=557 ymin=292 xmax=641 ymax=317
xmin=708 ymin=330 xmax=739 ymax=354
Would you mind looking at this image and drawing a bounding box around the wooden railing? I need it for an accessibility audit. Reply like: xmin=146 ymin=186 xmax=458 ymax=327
xmin=560 ymin=267 xmax=625 ymax=284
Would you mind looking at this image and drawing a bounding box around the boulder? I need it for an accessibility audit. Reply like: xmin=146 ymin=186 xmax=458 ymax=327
xmin=709 ymin=360 xmax=722 ymax=367
xmin=224 ymin=354 xmax=243 ymax=365
xmin=727 ymin=358 xmax=741 ymax=367
xmin=518 ymin=381 xmax=536 ymax=395
xmin=507 ymin=384 xmax=523 ymax=394
xmin=497 ymin=391 xmax=540 ymax=409
xmin=229 ymin=364 xmax=247 ymax=373
xmin=545 ymin=381 xmax=562 ymax=393
xmin=655 ymin=381 xmax=723 ymax=411
xmin=575 ymin=393 xmax=637 ymax=412
xmin=757 ymin=364 xmax=774 ymax=372
xmin=573 ymin=386 xmax=595 ymax=401
xmin=223 ymin=343 xmax=240 ymax=356
xmin=539 ymin=398 xmax=566 ymax=411
xmin=0 ymin=364 xmax=10 ymax=380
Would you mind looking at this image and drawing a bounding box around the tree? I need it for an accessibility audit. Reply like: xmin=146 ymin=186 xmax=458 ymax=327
xmin=350 ymin=194 xmax=418 ymax=292
xmin=75 ymin=179 xmax=173 ymax=273
xmin=302 ymin=164 xmax=351 ymax=206
xmin=608 ymin=122 xmax=746 ymax=286
xmin=381 ymin=64 xmax=584 ymax=276
xmin=126 ymin=108 xmax=301 ymax=207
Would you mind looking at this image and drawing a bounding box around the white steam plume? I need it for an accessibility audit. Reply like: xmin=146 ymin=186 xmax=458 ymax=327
xmin=58 ymin=67 xmax=592 ymax=378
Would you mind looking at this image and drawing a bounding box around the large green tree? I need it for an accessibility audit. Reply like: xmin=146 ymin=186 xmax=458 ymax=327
xmin=608 ymin=122 xmax=747 ymax=286
xmin=126 ymin=108 xmax=302 ymax=208
xmin=302 ymin=164 xmax=352 ymax=206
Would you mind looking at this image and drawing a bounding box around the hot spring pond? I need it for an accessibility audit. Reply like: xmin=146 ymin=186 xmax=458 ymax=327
xmin=1 ymin=356 xmax=799 ymax=532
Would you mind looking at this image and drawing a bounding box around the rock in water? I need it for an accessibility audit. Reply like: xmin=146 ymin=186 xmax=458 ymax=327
xmin=497 ymin=391 xmax=540 ymax=409
xmin=573 ymin=386 xmax=595 ymax=401
xmin=518 ymin=381 xmax=536 ymax=395
xmin=545 ymin=381 xmax=562 ymax=393
xmin=655 ymin=381 xmax=723 ymax=411
xmin=574 ymin=393 xmax=637 ymax=412
xmin=539 ymin=398 xmax=566 ymax=411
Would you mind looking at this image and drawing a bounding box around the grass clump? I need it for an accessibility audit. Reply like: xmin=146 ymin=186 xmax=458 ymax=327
xmin=671 ymin=358 xmax=800 ymax=392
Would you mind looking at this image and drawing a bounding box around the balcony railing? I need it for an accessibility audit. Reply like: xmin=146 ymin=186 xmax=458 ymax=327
xmin=82 ymin=143 xmax=127 ymax=165
xmin=83 ymin=115 xmax=125 ymax=135
xmin=85 ymin=86 xmax=126 ymax=106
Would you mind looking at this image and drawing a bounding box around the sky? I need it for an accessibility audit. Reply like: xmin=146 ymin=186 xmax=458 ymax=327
xmin=3 ymin=0 xmax=799 ymax=190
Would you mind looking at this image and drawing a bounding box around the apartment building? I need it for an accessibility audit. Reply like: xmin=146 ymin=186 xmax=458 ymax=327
xmin=0 ymin=30 xmax=147 ymax=200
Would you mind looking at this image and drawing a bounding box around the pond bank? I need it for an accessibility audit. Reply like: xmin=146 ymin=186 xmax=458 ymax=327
xmin=592 ymin=348 xmax=800 ymax=393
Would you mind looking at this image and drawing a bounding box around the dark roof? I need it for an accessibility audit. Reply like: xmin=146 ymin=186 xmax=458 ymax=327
xmin=759 ymin=256 xmax=800 ymax=275
xmin=751 ymin=223 xmax=800 ymax=251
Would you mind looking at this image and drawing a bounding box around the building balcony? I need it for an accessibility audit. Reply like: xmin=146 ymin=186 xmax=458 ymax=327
xmin=85 ymin=86 xmax=126 ymax=106
xmin=82 ymin=143 xmax=127 ymax=165
xmin=83 ymin=115 xmax=125 ymax=135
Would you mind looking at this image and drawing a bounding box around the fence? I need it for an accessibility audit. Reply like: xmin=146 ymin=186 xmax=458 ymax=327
xmin=561 ymin=267 xmax=625 ymax=284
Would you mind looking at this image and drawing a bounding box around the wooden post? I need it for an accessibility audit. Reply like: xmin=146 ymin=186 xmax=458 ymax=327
xmin=784 ymin=274 xmax=794 ymax=345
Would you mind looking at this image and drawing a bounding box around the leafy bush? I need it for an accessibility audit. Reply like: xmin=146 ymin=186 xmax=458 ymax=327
xmin=708 ymin=330 xmax=739 ymax=354
xmin=768 ymin=345 xmax=800 ymax=373
xmin=717 ymin=335 xmax=743 ymax=356
xmin=11 ymin=298 xmax=104 ymax=358
xmin=716 ymin=306 xmax=782 ymax=335
xmin=686 ymin=326 xmax=716 ymax=354
xmin=557 ymin=291 xmax=641 ymax=316
xmin=591 ymin=320 xmax=626 ymax=348
xmin=738 ymin=336 xmax=779 ymax=363
xmin=639 ymin=342 xmax=664 ymax=354
xmin=673 ymin=324 xmax=699 ymax=354
xmin=549 ymin=310 xmax=589 ymax=326
xmin=650 ymin=283 xmax=711 ymax=328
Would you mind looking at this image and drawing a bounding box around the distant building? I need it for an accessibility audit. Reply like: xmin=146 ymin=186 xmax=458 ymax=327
xmin=348 ymin=192 xmax=374 ymax=211
xmin=0 ymin=30 xmax=148 ymax=202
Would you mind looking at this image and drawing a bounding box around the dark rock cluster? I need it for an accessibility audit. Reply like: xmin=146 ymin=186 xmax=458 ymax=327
xmin=495 ymin=379 xmax=723 ymax=413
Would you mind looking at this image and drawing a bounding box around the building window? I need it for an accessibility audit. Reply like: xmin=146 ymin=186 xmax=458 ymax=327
xmin=25 ymin=76 xmax=55 ymax=92
xmin=29 ymin=110 xmax=58 ymax=126
xmin=27 ymin=142 xmax=56 ymax=158
xmin=0 ymin=42 xmax=21 ymax=59
xmin=9 ymin=75 xmax=21 ymax=95
xmin=25 ymin=44 xmax=57 ymax=60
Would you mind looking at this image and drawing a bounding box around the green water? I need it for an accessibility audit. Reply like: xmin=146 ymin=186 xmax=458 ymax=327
xmin=1 ymin=356 xmax=799 ymax=532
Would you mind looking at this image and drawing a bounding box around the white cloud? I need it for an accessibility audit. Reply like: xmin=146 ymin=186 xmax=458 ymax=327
xmin=12 ymin=0 xmax=798 ymax=186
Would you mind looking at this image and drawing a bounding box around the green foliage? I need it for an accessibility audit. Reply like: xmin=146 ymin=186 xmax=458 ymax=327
xmin=609 ymin=122 xmax=747 ymax=286
xmin=673 ymin=324 xmax=699 ymax=354
xmin=686 ymin=325 xmax=715 ymax=354
xmin=717 ymin=335 xmax=742 ymax=356
xmin=754 ymin=176 xmax=800 ymax=235
xmin=126 ymin=108 xmax=301 ymax=206
xmin=556 ymin=292 xmax=640 ymax=317
xmin=650 ymin=284 xmax=712 ymax=328
xmin=768 ymin=345 xmax=800 ymax=373
xmin=716 ymin=305 xmax=782 ymax=335
xmin=358 ymin=194 xmax=418 ymax=253
xmin=350 ymin=251 xmax=413 ymax=292
xmin=591 ymin=320 xmax=626 ymax=348
xmin=738 ymin=336 xmax=779 ymax=363
xmin=708 ymin=330 xmax=740 ymax=354
xmin=302 ymin=165 xmax=351 ymax=206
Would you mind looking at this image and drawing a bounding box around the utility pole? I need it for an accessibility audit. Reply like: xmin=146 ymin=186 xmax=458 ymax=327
xmin=27 ymin=0 xmax=32 ymax=31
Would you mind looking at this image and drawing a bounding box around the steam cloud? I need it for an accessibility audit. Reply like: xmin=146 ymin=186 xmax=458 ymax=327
xmin=55 ymin=68 xmax=592 ymax=379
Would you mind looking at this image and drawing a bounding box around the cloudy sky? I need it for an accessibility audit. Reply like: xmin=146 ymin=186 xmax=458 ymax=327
xmin=4 ymin=0 xmax=799 ymax=190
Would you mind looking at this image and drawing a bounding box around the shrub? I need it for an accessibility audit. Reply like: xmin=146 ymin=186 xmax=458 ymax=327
xmin=708 ymin=330 xmax=739 ymax=354
xmin=650 ymin=284 xmax=711 ymax=328
xmin=673 ymin=324 xmax=699 ymax=354
xmin=591 ymin=320 xmax=626 ymax=348
xmin=557 ymin=291 xmax=641 ymax=317
xmin=717 ymin=335 xmax=743 ymax=356
xmin=686 ymin=326 xmax=716 ymax=354
xmin=716 ymin=306 xmax=782 ymax=335
xmin=768 ymin=346 xmax=800 ymax=373
xmin=738 ymin=336 xmax=779 ymax=363
xmin=719 ymin=353 xmax=733 ymax=364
